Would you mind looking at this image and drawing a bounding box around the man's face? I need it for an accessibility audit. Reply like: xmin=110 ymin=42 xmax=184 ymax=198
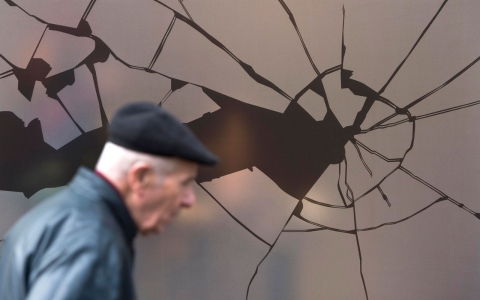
xmin=136 ymin=160 xmax=198 ymax=235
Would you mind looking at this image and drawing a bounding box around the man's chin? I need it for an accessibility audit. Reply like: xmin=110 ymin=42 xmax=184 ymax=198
xmin=140 ymin=227 xmax=164 ymax=236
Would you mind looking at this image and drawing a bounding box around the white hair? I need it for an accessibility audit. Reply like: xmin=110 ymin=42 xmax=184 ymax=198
xmin=95 ymin=142 xmax=179 ymax=182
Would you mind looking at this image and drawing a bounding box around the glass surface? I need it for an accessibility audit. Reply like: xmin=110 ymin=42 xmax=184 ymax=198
xmin=1 ymin=0 xmax=480 ymax=299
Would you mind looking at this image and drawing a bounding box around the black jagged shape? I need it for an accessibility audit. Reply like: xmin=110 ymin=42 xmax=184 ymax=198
xmin=43 ymin=69 xmax=75 ymax=98
xmin=13 ymin=58 xmax=51 ymax=101
xmin=189 ymin=88 xmax=348 ymax=200
xmin=0 ymin=112 xmax=107 ymax=197
xmin=48 ymin=19 xmax=92 ymax=37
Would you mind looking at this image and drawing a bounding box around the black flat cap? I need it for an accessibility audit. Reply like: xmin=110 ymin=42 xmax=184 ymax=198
xmin=108 ymin=102 xmax=218 ymax=165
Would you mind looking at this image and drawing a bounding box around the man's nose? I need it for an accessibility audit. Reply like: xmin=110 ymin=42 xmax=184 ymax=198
xmin=181 ymin=187 xmax=196 ymax=208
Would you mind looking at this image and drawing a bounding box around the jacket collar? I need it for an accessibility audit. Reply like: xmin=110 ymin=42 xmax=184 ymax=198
xmin=68 ymin=167 xmax=137 ymax=244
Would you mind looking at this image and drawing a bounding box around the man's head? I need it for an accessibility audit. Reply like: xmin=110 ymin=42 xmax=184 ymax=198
xmin=96 ymin=142 xmax=198 ymax=235
xmin=95 ymin=102 xmax=217 ymax=235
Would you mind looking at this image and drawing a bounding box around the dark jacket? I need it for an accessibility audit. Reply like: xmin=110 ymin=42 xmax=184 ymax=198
xmin=0 ymin=167 xmax=137 ymax=300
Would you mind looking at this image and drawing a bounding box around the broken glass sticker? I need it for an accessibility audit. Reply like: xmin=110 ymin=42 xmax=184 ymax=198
xmin=94 ymin=54 xmax=171 ymax=121
xmin=302 ymin=163 xmax=350 ymax=207
xmin=283 ymin=0 xmax=344 ymax=72
xmin=57 ymin=65 xmax=102 ymax=133
xmin=355 ymin=114 xmax=413 ymax=161
xmin=134 ymin=182 xmax=270 ymax=300
xmin=359 ymin=201 xmax=480 ymax=300
xmin=87 ymin=0 xmax=175 ymax=68
xmin=201 ymin=168 xmax=298 ymax=245
xmin=382 ymin=0 xmax=480 ymax=107
xmin=0 ymin=72 xmax=32 ymax=120
xmin=0 ymin=74 xmax=81 ymax=149
xmin=1 ymin=0 xmax=480 ymax=299
xmin=153 ymin=19 xmax=291 ymax=113
xmin=401 ymin=106 xmax=480 ymax=213
xmin=182 ymin=0 xmax=318 ymax=97
xmin=0 ymin=57 xmax=11 ymax=76
xmin=0 ymin=105 xmax=105 ymax=197
xmin=359 ymin=100 xmax=397 ymax=130
xmin=0 ymin=0 xmax=47 ymax=69
xmin=322 ymin=69 xmax=366 ymax=128
xmin=355 ymin=169 xmax=444 ymax=229
xmin=161 ymin=84 xmax=221 ymax=123
xmin=297 ymin=90 xmax=327 ymax=121
xmin=406 ymin=62 xmax=480 ymax=118
xmin=249 ymin=230 xmax=366 ymax=299
xmin=33 ymin=29 xmax=95 ymax=78
xmin=297 ymin=199 xmax=355 ymax=232
xmin=155 ymin=0 xmax=191 ymax=19
xmin=29 ymin=82 xmax=82 ymax=149
xmin=341 ymin=0 xmax=446 ymax=92
xmin=9 ymin=0 xmax=91 ymax=28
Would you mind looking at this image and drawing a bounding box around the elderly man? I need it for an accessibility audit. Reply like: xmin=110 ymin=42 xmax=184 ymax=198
xmin=0 ymin=102 xmax=218 ymax=299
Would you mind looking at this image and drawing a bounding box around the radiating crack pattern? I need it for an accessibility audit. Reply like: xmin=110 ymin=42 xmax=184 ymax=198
xmin=1 ymin=0 xmax=480 ymax=299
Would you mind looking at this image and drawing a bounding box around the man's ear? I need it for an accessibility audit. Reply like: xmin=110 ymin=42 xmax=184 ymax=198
xmin=126 ymin=162 xmax=155 ymax=192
